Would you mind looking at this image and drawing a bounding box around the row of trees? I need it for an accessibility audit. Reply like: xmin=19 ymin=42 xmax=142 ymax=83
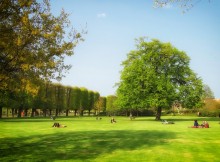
xmin=1 ymin=38 xmax=215 ymax=119
xmin=0 ymin=82 xmax=108 ymax=118
xmin=0 ymin=1 xmax=83 ymax=96
xmin=0 ymin=0 xmax=85 ymax=117
xmin=1 ymin=0 xmax=215 ymax=119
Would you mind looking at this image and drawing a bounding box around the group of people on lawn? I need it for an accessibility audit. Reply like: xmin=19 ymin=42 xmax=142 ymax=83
xmin=51 ymin=116 xmax=117 ymax=128
xmin=52 ymin=122 xmax=67 ymax=128
xmin=191 ymin=120 xmax=209 ymax=128
xmin=51 ymin=116 xmax=211 ymax=128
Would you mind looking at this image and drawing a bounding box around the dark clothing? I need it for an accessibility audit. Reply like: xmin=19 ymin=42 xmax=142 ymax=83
xmin=194 ymin=120 xmax=199 ymax=127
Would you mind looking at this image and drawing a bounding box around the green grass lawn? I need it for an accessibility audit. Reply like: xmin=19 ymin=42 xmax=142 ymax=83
xmin=0 ymin=116 xmax=220 ymax=162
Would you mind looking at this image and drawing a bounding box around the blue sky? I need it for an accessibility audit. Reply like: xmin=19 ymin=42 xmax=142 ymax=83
xmin=50 ymin=0 xmax=220 ymax=98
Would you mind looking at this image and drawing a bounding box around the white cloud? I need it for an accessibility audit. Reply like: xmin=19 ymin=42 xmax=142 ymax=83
xmin=97 ymin=13 xmax=106 ymax=18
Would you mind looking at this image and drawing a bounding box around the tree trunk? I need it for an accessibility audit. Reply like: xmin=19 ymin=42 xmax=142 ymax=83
xmin=43 ymin=109 xmax=47 ymax=117
xmin=0 ymin=106 xmax=2 ymax=118
xmin=55 ymin=109 xmax=59 ymax=117
xmin=17 ymin=108 xmax=22 ymax=118
xmin=172 ymin=106 xmax=176 ymax=116
xmin=49 ymin=109 xmax=52 ymax=116
xmin=66 ymin=109 xmax=69 ymax=116
xmin=7 ymin=108 xmax=9 ymax=117
xmin=15 ymin=109 xmax=18 ymax=117
xmin=12 ymin=108 xmax=15 ymax=117
xmin=74 ymin=110 xmax=77 ymax=116
xmin=24 ymin=108 xmax=28 ymax=117
xmin=80 ymin=110 xmax=84 ymax=116
xmin=31 ymin=108 xmax=36 ymax=117
xmin=155 ymin=107 xmax=162 ymax=120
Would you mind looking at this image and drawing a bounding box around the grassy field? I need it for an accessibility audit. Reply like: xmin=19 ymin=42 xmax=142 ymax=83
xmin=0 ymin=116 xmax=220 ymax=162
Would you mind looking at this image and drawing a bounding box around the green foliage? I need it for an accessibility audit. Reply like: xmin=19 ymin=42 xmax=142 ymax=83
xmin=94 ymin=92 xmax=100 ymax=104
xmin=88 ymin=91 xmax=94 ymax=110
xmin=116 ymin=38 xmax=204 ymax=120
xmin=199 ymin=99 xmax=220 ymax=117
xmin=71 ymin=87 xmax=81 ymax=111
xmin=80 ymin=88 xmax=89 ymax=115
xmin=65 ymin=86 xmax=73 ymax=110
xmin=45 ymin=83 xmax=56 ymax=110
xmin=95 ymin=96 xmax=107 ymax=115
xmin=0 ymin=0 xmax=83 ymax=94
xmin=106 ymin=95 xmax=118 ymax=114
xmin=54 ymin=84 xmax=66 ymax=111
xmin=199 ymin=110 xmax=219 ymax=117
xmin=0 ymin=81 xmax=103 ymax=118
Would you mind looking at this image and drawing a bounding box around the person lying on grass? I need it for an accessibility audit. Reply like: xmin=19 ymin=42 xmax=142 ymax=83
xmin=52 ymin=122 xmax=67 ymax=128
xmin=161 ymin=120 xmax=174 ymax=124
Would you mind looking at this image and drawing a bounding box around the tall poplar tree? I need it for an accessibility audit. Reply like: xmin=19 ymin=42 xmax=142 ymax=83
xmin=80 ymin=88 xmax=89 ymax=116
xmin=54 ymin=84 xmax=66 ymax=116
xmin=71 ymin=87 xmax=81 ymax=116
xmin=88 ymin=91 xmax=94 ymax=116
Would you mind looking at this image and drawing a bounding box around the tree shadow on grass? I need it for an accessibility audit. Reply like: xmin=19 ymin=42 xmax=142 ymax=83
xmin=0 ymin=130 xmax=176 ymax=161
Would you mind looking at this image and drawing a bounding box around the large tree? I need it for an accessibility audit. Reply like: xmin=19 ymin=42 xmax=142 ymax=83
xmin=0 ymin=0 xmax=83 ymax=93
xmin=116 ymin=38 xmax=204 ymax=120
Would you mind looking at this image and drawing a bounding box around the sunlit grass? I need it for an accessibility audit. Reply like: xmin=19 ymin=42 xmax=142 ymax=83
xmin=0 ymin=116 xmax=220 ymax=161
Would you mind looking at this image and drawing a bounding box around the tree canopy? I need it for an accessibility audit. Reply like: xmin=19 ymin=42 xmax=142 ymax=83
xmin=0 ymin=0 xmax=83 ymax=93
xmin=116 ymin=38 xmax=204 ymax=120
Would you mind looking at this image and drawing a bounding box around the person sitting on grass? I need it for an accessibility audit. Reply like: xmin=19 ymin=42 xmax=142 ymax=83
xmin=201 ymin=121 xmax=205 ymax=127
xmin=96 ymin=116 xmax=102 ymax=120
xmin=52 ymin=122 xmax=67 ymax=128
xmin=189 ymin=120 xmax=209 ymax=128
xmin=129 ymin=114 xmax=135 ymax=120
xmin=204 ymin=121 xmax=209 ymax=128
xmin=111 ymin=117 xmax=116 ymax=123
xmin=189 ymin=120 xmax=200 ymax=128
xmin=194 ymin=120 xmax=199 ymax=127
